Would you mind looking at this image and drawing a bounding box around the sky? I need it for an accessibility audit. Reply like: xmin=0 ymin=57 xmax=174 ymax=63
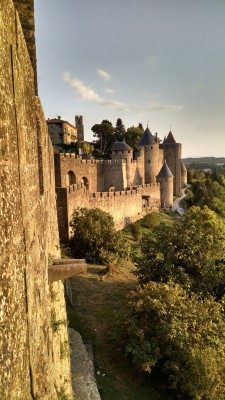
xmin=34 ymin=0 xmax=225 ymax=158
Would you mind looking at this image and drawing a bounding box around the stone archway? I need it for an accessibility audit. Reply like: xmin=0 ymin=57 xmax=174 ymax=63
xmin=66 ymin=170 xmax=76 ymax=186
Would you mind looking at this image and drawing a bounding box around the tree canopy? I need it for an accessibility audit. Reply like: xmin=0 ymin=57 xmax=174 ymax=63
xmin=124 ymin=126 xmax=144 ymax=150
xmin=134 ymin=206 xmax=225 ymax=299
xmin=69 ymin=208 xmax=130 ymax=266
xmin=124 ymin=281 xmax=225 ymax=400
xmin=91 ymin=120 xmax=115 ymax=154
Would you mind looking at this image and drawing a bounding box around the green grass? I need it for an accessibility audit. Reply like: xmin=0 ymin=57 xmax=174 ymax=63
xmin=67 ymin=265 xmax=170 ymax=400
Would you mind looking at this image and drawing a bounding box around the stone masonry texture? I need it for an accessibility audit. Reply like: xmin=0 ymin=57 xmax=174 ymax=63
xmin=0 ymin=1 xmax=73 ymax=398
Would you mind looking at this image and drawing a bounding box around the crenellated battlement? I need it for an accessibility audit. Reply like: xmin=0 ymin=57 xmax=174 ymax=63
xmin=59 ymin=153 xmax=126 ymax=165
xmin=60 ymin=182 xmax=160 ymax=199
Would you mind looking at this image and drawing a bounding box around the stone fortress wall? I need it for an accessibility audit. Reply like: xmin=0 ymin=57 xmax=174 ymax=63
xmin=0 ymin=1 xmax=73 ymax=398
xmin=54 ymin=152 xmax=161 ymax=241
xmin=56 ymin=183 xmax=160 ymax=242
xmin=54 ymin=125 xmax=186 ymax=243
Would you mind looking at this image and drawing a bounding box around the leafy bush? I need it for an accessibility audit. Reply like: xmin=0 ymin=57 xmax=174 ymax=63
xmin=131 ymin=223 xmax=142 ymax=242
xmin=124 ymin=281 xmax=225 ymax=400
xmin=69 ymin=208 xmax=130 ymax=266
xmin=134 ymin=206 xmax=225 ymax=299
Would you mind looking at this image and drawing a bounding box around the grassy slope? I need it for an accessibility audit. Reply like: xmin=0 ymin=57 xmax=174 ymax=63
xmin=67 ymin=212 xmax=177 ymax=399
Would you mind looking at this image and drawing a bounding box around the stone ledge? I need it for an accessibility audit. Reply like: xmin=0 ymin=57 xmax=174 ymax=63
xmin=48 ymin=259 xmax=87 ymax=283
xmin=69 ymin=329 xmax=101 ymax=400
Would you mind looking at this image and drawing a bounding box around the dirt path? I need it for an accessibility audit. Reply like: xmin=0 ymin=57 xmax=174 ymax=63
xmin=67 ymin=265 xmax=168 ymax=400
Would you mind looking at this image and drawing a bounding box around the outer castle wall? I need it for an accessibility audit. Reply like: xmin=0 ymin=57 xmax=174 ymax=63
xmin=0 ymin=2 xmax=72 ymax=398
xmin=56 ymin=184 xmax=160 ymax=242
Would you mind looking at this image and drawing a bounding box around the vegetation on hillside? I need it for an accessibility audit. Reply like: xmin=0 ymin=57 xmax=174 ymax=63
xmin=67 ymin=199 xmax=225 ymax=399
xmin=183 ymin=167 xmax=225 ymax=217
xmin=119 ymin=207 xmax=225 ymax=399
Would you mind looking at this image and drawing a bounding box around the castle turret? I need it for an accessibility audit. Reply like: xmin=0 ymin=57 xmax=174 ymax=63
xmin=181 ymin=161 xmax=187 ymax=186
xmin=156 ymin=161 xmax=174 ymax=208
xmin=161 ymin=130 xmax=182 ymax=196
xmin=75 ymin=115 xmax=84 ymax=142
xmin=111 ymin=141 xmax=133 ymax=188
xmin=111 ymin=140 xmax=133 ymax=162
xmin=138 ymin=126 xmax=160 ymax=184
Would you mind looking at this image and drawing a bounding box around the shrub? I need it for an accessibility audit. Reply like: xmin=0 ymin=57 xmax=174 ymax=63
xmin=69 ymin=208 xmax=130 ymax=266
xmin=124 ymin=282 xmax=225 ymax=399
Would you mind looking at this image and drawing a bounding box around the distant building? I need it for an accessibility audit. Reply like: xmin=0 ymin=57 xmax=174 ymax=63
xmin=47 ymin=116 xmax=78 ymax=145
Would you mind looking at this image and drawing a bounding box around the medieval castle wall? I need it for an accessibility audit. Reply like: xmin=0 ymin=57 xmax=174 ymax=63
xmin=56 ymin=184 xmax=160 ymax=242
xmin=0 ymin=1 xmax=72 ymax=398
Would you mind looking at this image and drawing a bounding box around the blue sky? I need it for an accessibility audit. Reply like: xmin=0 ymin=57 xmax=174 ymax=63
xmin=35 ymin=0 xmax=225 ymax=157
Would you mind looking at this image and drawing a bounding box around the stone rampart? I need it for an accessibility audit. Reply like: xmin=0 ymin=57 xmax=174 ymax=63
xmin=0 ymin=2 xmax=72 ymax=398
xmin=56 ymin=184 xmax=160 ymax=242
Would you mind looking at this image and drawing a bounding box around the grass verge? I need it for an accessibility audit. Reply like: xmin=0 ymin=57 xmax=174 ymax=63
xmin=67 ymin=264 xmax=169 ymax=400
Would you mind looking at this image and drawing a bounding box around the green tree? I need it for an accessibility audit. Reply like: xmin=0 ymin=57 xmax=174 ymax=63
xmin=69 ymin=208 xmax=130 ymax=266
xmin=124 ymin=281 xmax=225 ymax=400
xmin=134 ymin=206 xmax=225 ymax=298
xmin=91 ymin=120 xmax=115 ymax=154
xmin=115 ymin=118 xmax=126 ymax=141
xmin=124 ymin=126 xmax=143 ymax=150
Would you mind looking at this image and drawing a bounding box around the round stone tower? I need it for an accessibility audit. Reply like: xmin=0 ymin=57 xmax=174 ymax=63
xmin=161 ymin=131 xmax=182 ymax=196
xmin=156 ymin=160 xmax=174 ymax=208
xmin=138 ymin=126 xmax=159 ymax=184
xmin=111 ymin=140 xmax=133 ymax=162
xmin=111 ymin=140 xmax=133 ymax=188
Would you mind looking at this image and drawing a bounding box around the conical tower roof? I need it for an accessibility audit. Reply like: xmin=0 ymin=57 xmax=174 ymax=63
xmin=164 ymin=131 xmax=176 ymax=144
xmin=157 ymin=161 xmax=173 ymax=179
xmin=111 ymin=140 xmax=132 ymax=151
xmin=138 ymin=126 xmax=156 ymax=146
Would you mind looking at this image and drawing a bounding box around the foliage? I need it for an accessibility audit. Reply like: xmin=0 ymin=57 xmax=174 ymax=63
xmin=69 ymin=208 xmax=130 ymax=266
xmin=131 ymin=223 xmax=142 ymax=242
xmin=124 ymin=126 xmax=144 ymax=150
xmin=186 ymin=168 xmax=225 ymax=217
xmin=134 ymin=206 xmax=225 ymax=299
xmin=124 ymin=281 xmax=225 ymax=400
xmin=91 ymin=119 xmax=115 ymax=154
xmin=115 ymin=118 xmax=126 ymax=141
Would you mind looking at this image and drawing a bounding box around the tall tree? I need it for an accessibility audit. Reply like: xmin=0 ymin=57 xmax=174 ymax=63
xmin=115 ymin=118 xmax=126 ymax=141
xmin=124 ymin=126 xmax=144 ymax=150
xmin=91 ymin=120 xmax=115 ymax=154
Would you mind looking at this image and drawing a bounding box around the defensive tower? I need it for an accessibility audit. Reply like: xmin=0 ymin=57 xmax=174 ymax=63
xmin=156 ymin=160 xmax=174 ymax=208
xmin=138 ymin=126 xmax=161 ymax=184
xmin=75 ymin=115 xmax=84 ymax=142
xmin=161 ymin=131 xmax=182 ymax=196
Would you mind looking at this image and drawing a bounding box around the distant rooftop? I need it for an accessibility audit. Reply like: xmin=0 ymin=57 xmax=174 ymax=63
xmin=47 ymin=117 xmax=77 ymax=130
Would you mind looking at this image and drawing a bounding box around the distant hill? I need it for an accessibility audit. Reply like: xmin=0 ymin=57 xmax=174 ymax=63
xmin=183 ymin=157 xmax=225 ymax=166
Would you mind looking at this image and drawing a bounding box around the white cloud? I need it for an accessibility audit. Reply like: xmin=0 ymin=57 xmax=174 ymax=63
xmin=145 ymin=103 xmax=184 ymax=111
xmin=63 ymin=71 xmax=183 ymax=112
xmin=104 ymin=87 xmax=115 ymax=94
xmin=63 ymin=72 xmax=101 ymax=102
xmin=97 ymin=69 xmax=111 ymax=82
